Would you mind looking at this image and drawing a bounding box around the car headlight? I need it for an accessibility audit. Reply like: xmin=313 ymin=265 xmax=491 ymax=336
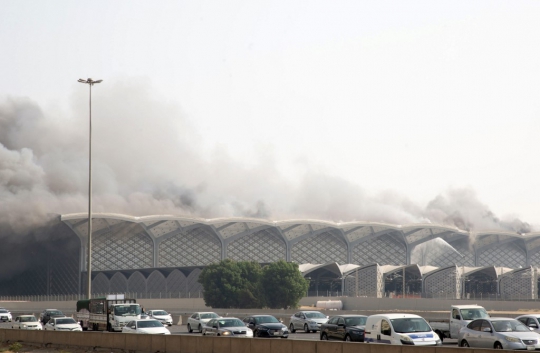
xmin=22 ymin=324 xmax=27 ymax=328
xmin=222 ymin=331 xmax=231 ymax=336
xmin=505 ymin=336 xmax=521 ymax=343
xmin=399 ymin=335 xmax=413 ymax=342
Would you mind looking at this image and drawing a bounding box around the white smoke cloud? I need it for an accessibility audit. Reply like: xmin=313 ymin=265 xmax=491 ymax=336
xmin=0 ymin=79 xmax=532 ymax=240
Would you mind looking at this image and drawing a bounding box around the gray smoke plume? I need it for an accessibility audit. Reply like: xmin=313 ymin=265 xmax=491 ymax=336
xmin=0 ymin=80 xmax=533 ymax=244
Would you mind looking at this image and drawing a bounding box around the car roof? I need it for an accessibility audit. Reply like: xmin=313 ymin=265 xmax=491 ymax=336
xmin=251 ymin=314 xmax=277 ymax=317
xmin=299 ymin=310 xmax=323 ymax=313
xmin=488 ymin=317 xmax=520 ymax=321
xmin=195 ymin=311 xmax=218 ymax=314
xmin=19 ymin=315 xmax=36 ymax=317
xmin=517 ymin=314 xmax=540 ymax=318
xmin=368 ymin=313 xmax=423 ymax=319
xmin=331 ymin=315 xmax=368 ymax=318
xmin=133 ymin=319 xmax=161 ymax=322
xmin=453 ymin=305 xmax=485 ymax=309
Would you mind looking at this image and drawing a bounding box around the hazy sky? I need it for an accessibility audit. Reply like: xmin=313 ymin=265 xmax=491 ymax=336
xmin=1 ymin=1 xmax=539 ymax=231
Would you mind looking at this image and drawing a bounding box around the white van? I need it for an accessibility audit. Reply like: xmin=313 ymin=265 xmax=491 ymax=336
xmin=364 ymin=314 xmax=441 ymax=346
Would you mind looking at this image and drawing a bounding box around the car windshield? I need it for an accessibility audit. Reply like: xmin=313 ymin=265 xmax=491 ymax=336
xmin=56 ymin=318 xmax=76 ymax=325
xmin=152 ymin=311 xmax=168 ymax=315
xmin=48 ymin=311 xmax=63 ymax=316
xmin=345 ymin=317 xmax=367 ymax=326
xmin=201 ymin=313 xmax=219 ymax=319
xmin=0 ymin=309 xmax=8 ymax=313
xmin=391 ymin=318 xmax=432 ymax=333
xmin=305 ymin=312 xmax=326 ymax=319
xmin=255 ymin=316 xmax=279 ymax=324
xmin=219 ymin=319 xmax=244 ymax=327
xmin=492 ymin=320 xmax=529 ymax=332
xmin=460 ymin=308 xmax=489 ymax=320
xmin=21 ymin=317 xmax=37 ymax=322
xmin=138 ymin=320 xmax=163 ymax=328
xmin=114 ymin=305 xmax=141 ymax=316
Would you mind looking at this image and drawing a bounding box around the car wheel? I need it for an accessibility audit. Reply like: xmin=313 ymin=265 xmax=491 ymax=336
xmin=289 ymin=324 xmax=296 ymax=333
xmin=321 ymin=333 xmax=328 ymax=340
xmin=304 ymin=324 xmax=310 ymax=333
xmin=494 ymin=342 xmax=503 ymax=349
xmin=198 ymin=324 xmax=202 ymax=333
xmin=460 ymin=340 xmax=470 ymax=347
xmin=187 ymin=324 xmax=192 ymax=333
xmin=344 ymin=334 xmax=351 ymax=342
xmin=254 ymin=329 xmax=260 ymax=337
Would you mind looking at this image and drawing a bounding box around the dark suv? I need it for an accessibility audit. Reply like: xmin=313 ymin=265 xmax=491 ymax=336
xmin=40 ymin=309 xmax=65 ymax=325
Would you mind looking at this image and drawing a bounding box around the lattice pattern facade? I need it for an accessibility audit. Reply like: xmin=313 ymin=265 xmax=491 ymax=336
xmin=500 ymin=268 xmax=536 ymax=300
xmin=477 ymin=243 xmax=526 ymax=268
xmin=92 ymin=231 xmax=153 ymax=271
xmin=352 ymin=233 xmax=406 ymax=265
xmin=291 ymin=231 xmax=347 ymax=264
xmin=423 ymin=267 xmax=461 ymax=299
xmin=344 ymin=265 xmax=383 ymax=298
xmin=227 ymin=229 xmax=286 ymax=262
xmin=158 ymin=227 xmax=221 ymax=267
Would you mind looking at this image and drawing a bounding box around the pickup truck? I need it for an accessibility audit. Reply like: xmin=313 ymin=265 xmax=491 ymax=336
xmin=429 ymin=305 xmax=490 ymax=341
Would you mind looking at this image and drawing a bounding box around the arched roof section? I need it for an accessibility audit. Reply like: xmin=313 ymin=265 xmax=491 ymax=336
xmin=402 ymin=224 xmax=467 ymax=246
xmin=473 ymin=231 xmax=526 ymax=251
xmin=340 ymin=222 xmax=401 ymax=245
xmin=300 ymin=262 xmax=343 ymax=277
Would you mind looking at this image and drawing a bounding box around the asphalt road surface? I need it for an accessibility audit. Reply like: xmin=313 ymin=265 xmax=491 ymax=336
xmin=0 ymin=320 xmax=459 ymax=345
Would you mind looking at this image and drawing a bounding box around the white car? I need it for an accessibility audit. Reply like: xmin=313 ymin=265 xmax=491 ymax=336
xmin=122 ymin=319 xmax=171 ymax=334
xmin=44 ymin=317 xmax=82 ymax=331
xmin=187 ymin=312 xmax=221 ymax=333
xmin=0 ymin=309 xmax=12 ymax=322
xmin=12 ymin=315 xmax=42 ymax=330
xmin=202 ymin=317 xmax=253 ymax=337
xmin=146 ymin=310 xmax=173 ymax=326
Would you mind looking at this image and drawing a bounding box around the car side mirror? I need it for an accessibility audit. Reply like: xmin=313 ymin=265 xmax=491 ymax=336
xmin=213 ymin=325 xmax=218 ymax=329
xmin=338 ymin=323 xmax=345 ymax=327
xmin=530 ymin=324 xmax=538 ymax=328
xmin=455 ymin=315 xmax=461 ymax=320
xmin=482 ymin=327 xmax=491 ymax=332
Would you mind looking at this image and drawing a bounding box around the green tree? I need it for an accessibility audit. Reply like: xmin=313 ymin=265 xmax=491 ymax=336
xmin=261 ymin=260 xmax=309 ymax=309
xmin=198 ymin=259 xmax=263 ymax=308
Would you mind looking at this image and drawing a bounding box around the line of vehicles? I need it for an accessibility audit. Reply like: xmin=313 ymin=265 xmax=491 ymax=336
xmin=6 ymin=300 xmax=540 ymax=349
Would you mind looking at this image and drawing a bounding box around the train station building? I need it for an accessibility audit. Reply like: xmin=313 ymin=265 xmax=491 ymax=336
xmin=1 ymin=213 xmax=539 ymax=300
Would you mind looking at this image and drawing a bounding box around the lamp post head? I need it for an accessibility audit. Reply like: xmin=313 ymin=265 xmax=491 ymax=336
xmin=78 ymin=78 xmax=103 ymax=85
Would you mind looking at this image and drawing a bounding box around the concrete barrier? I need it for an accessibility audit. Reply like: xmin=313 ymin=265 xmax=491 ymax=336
xmin=0 ymin=329 xmax=517 ymax=353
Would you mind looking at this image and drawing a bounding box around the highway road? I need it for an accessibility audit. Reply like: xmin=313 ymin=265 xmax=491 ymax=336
xmin=0 ymin=320 xmax=459 ymax=345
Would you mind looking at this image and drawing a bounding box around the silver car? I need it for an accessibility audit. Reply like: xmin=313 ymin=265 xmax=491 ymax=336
xmin=459 ymin=317 xmax=540 ymax=350
xmin=517 ymin=314 xmax=540 ymax=334
xmin=289 ymin=311 xmax=328 ymax=333
xmin=202 ymin=317 xmax=253 ymax=337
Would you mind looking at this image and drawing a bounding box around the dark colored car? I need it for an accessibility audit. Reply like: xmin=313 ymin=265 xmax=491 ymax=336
xmin=320 ymin=315 xmax=367 ymax=342
xmin=39 ymin=309 xmax=65 ymax=325
xmin=243 ymin=315 xmax=289 ymax=338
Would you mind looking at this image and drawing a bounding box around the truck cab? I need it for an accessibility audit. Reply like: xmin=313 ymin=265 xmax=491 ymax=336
xmin=449 ymin=305 xmax=490 ymax=338
xmin=430 ymin=304 xmax=490 ymax=341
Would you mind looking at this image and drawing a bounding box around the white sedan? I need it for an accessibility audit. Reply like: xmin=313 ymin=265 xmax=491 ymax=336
xmin=122 ymin=319 xmax=171 ymax=335
xmin=44 ymin=317 xmax=82 ymax=331
xmin=187 ymin=312 xmax=221 ymax=333
xmin=146 ymin=310 xmax=173 ymax=326
xmin=0 ymin=309 xmax=12 ymax=322
xmin=12 ymin=315 xmax=42 ymax=330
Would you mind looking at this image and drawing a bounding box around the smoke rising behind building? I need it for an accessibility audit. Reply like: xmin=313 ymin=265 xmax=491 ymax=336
xmin=0 ymin=81 xmax=533 ymax=245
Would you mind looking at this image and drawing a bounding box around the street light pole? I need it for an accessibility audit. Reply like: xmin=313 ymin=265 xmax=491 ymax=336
xmin=78 ymin=78 xmax=103 ymax=300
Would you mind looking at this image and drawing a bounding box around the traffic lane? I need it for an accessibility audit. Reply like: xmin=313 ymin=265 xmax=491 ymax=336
xmin=0 ymin=321 xmax=458 ymax=345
